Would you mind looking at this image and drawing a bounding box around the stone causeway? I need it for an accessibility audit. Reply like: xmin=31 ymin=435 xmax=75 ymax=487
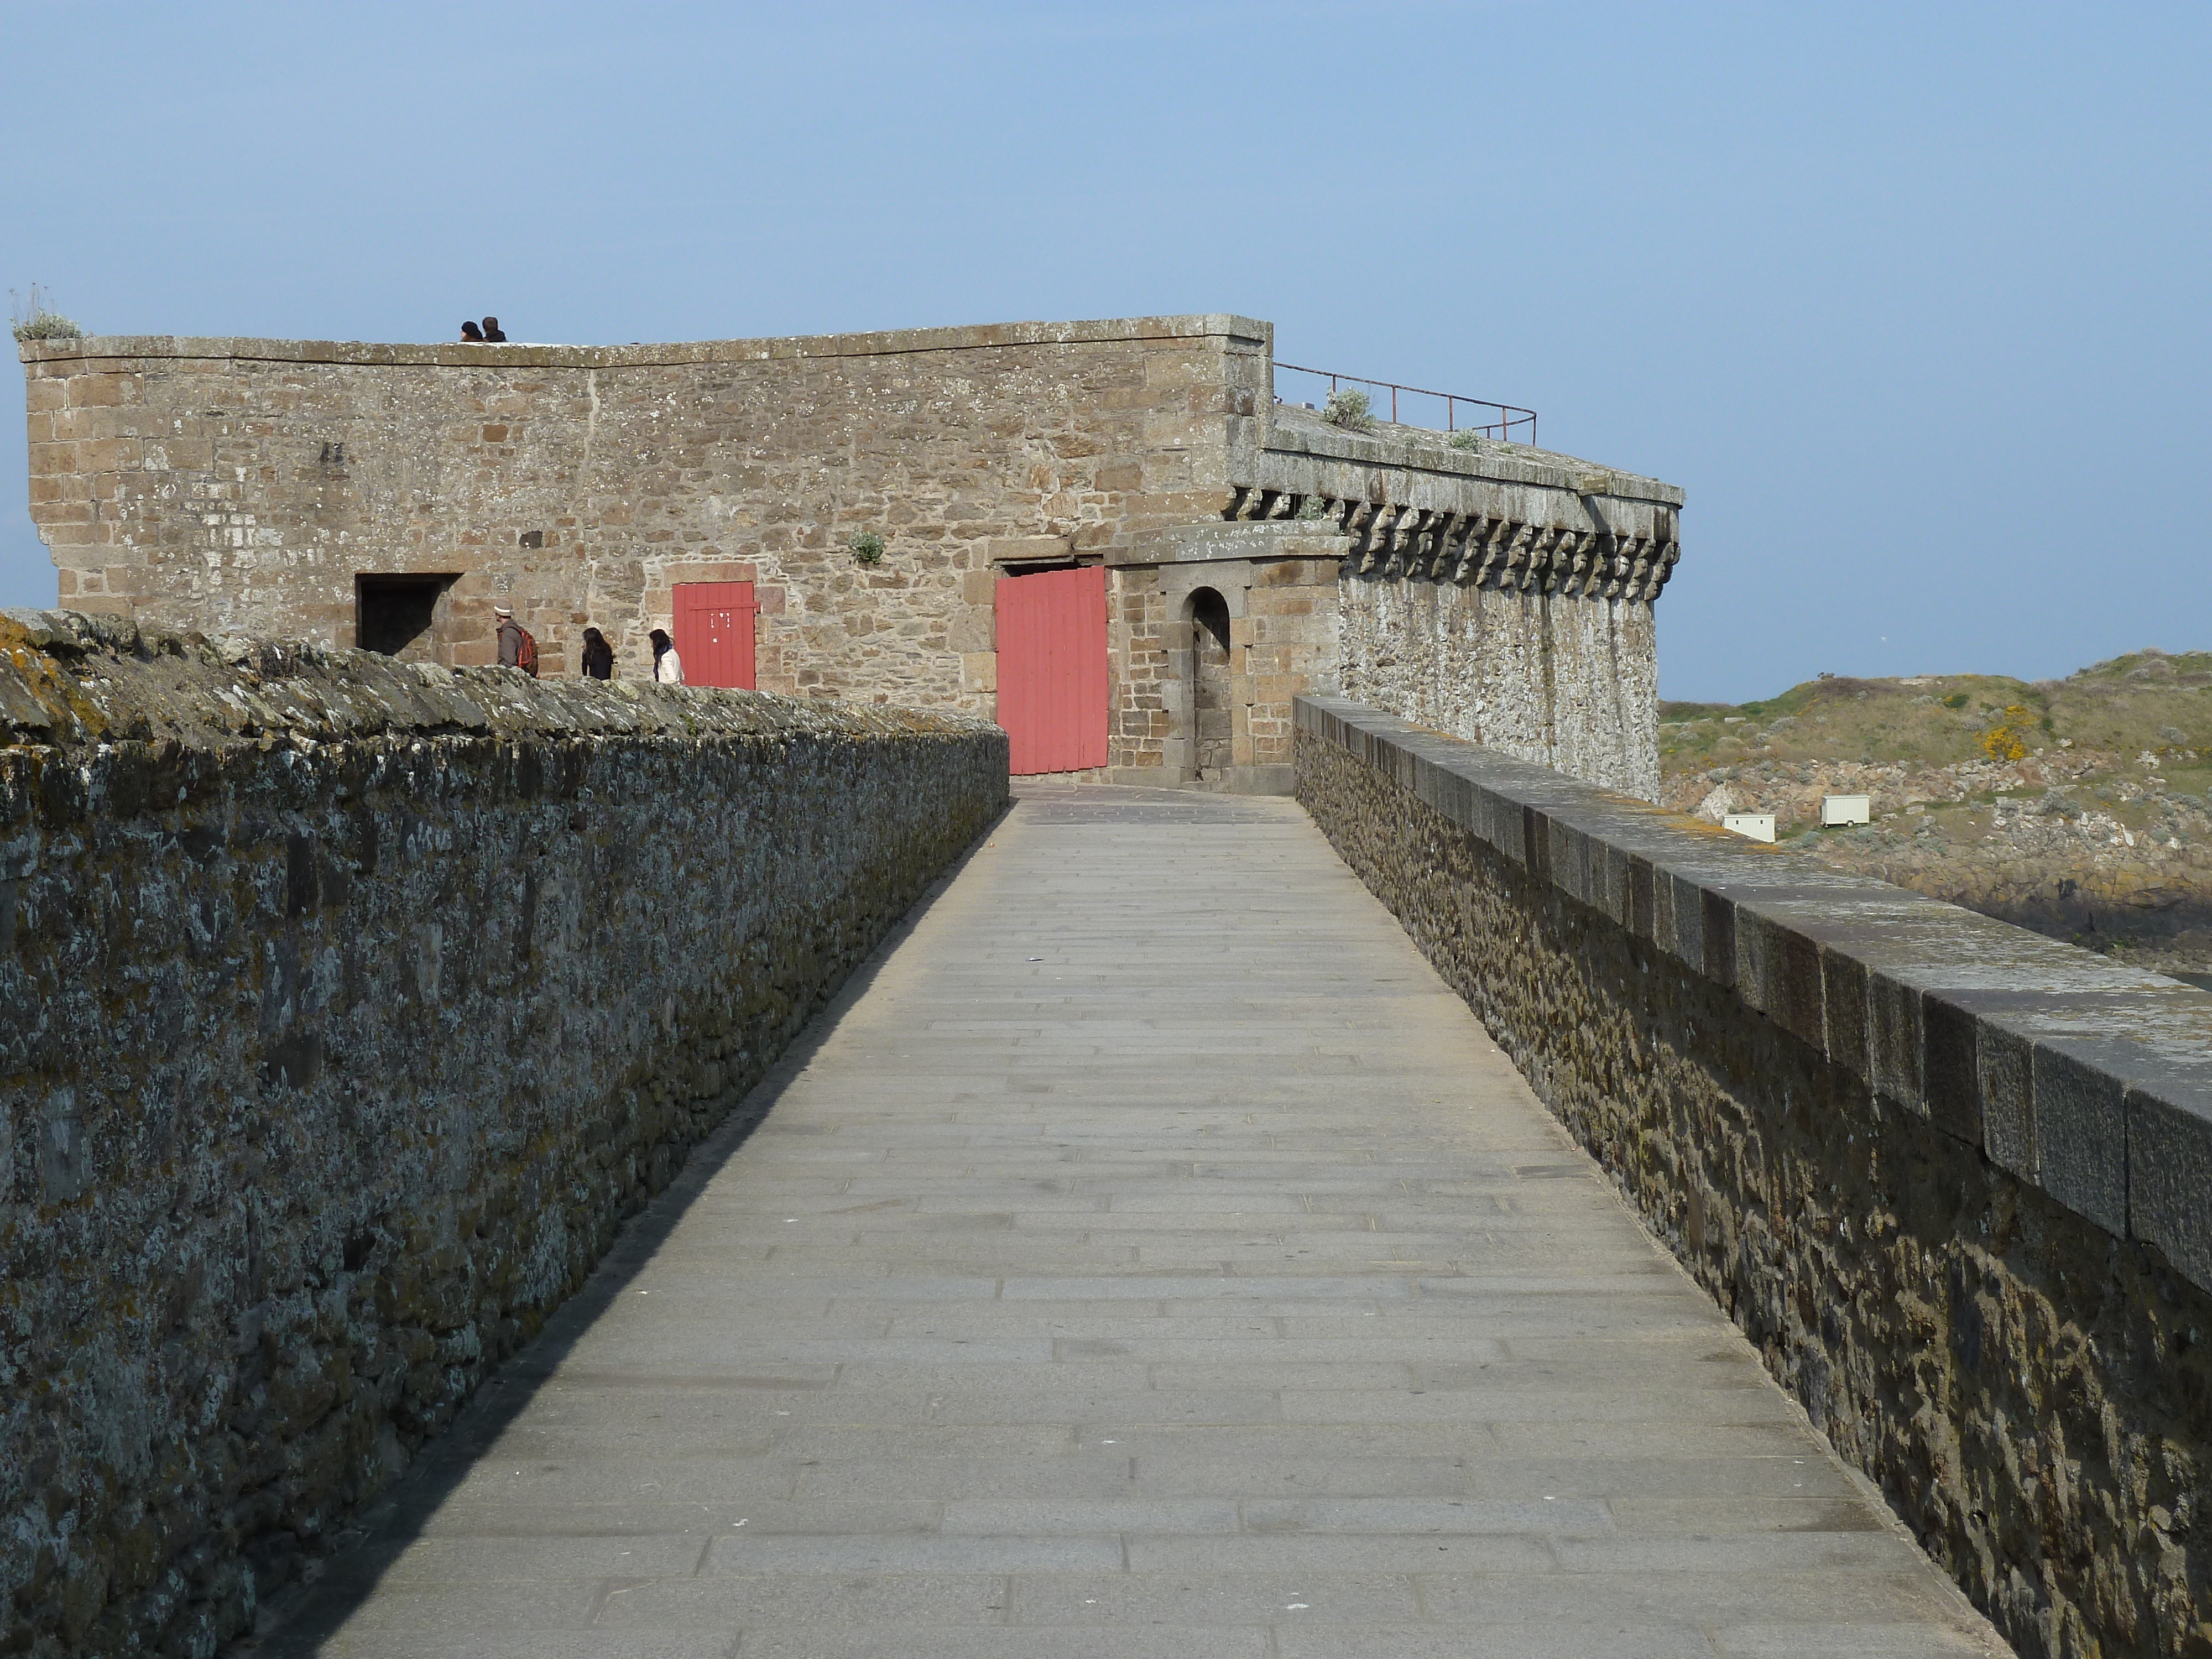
xmin=239 ymin=784 xmax=2006 ymax=1658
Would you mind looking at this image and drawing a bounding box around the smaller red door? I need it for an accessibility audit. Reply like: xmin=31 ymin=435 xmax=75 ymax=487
xmin=672 ymin=581 xmax=758 ymax=688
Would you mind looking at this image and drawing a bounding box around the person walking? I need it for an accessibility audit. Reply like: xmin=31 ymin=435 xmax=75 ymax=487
xmin=580 ymin=626 xmax=614 ymax=680
xmin=649 ymin=628 xmax=684 ymax=685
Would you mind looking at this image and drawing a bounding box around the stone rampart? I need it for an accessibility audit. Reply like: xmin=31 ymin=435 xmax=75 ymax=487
xmin=1230 ymin=407 xmax=1679 ymax=798
xmin=21 ymin=318 xmax=1680 ymax=797
xmin=1297 ymin=695 xmax=2211 ymax=1659
xmin=0 ymin=611 xmax=1005 ymax=1656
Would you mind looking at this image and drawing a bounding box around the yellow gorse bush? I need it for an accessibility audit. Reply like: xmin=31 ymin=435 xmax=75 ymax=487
xmin=1979 ymin=704 xmax=2034 ymax=763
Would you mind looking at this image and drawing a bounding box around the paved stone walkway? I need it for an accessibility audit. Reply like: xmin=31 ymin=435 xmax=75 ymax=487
xmin=261 ymin=785 xmax=2008 ymax=1658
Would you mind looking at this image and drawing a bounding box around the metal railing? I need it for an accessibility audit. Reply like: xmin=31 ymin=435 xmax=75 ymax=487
xmin=1273 ymin=361 xmax=1536 ymax=446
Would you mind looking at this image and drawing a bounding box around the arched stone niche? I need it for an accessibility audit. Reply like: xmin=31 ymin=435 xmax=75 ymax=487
xmin=1156 ymin=560 xmax=1254 ymax=785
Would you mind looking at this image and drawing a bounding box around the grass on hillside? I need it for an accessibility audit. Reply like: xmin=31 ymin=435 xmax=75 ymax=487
xmin=1660 ymin=649 xmax=2212 ymax=775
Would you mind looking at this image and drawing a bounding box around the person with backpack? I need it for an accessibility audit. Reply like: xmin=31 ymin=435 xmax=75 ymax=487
xmin=494 ymin=606 xmax=539 ymax=677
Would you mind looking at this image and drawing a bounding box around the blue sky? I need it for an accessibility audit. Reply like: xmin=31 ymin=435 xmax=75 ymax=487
xmin=4 ymin=1 xmax=2205 ymax=702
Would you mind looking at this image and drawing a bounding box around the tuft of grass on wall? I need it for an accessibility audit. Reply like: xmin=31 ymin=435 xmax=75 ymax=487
xmin=1322 ymin=388 xmax=1375 ymax=432
xmin=10 ymin=283 xmax=82 ymax=343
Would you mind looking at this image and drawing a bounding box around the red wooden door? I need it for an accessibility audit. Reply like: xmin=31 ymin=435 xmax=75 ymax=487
xmin=995 ymin=566 xmax=1108 ymax=774
xmin=672 ymin=581 xmax=758 ymax=689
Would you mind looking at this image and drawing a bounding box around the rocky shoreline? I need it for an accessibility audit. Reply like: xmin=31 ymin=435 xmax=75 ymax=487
xmin=1659 ymin=650 xmax=2212 ymax=973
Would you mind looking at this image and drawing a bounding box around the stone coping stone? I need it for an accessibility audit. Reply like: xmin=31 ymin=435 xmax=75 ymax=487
xmin=1106 ymin=521 xmax=1354 ymax=567
xmin=1257 ymin=410 xmax=1685 ymax=507
xmin=16 ymin=313 xmax=1270 ymax=371
xmin=1298 ymin=693 xmax=2212 ymax=1295
xmin=0 ymin=608 xmax=1002 ymax=753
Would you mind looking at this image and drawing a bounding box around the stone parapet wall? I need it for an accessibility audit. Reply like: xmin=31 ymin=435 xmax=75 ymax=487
xmin=0 ymin=610 xmax=1005 ymax=1657
xmin=1296 ymin=695 xmax=2211 ymax=1659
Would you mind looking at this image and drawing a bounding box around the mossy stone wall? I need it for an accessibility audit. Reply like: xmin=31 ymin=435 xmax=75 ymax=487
xmin=0 ymin=610 xmax=1005 ymax=1657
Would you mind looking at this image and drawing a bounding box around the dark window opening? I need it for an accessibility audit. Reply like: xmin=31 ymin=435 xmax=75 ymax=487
xmin=998 ymin=558 xmax=1090 ymax=576
xmin=357 ymin=574 xmax=459 ymax=658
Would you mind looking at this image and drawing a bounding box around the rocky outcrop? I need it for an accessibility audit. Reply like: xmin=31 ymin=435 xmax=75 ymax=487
xmin=1666 ymin=752 xmax=2212 ymax=964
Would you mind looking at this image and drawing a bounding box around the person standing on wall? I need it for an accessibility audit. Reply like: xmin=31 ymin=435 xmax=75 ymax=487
xmin=580 ymin=626 xmax=614 ymax=680
xmin=649 ymin=628 xmax=684 ymax=685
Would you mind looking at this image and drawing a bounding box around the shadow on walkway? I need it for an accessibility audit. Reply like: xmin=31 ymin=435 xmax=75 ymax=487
xmin=234 ymin=796 xmax=1015 ymax=1656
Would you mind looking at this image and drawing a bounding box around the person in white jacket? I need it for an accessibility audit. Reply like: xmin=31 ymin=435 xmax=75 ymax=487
xmin=649 ymin=628 xmax=684 ymax=685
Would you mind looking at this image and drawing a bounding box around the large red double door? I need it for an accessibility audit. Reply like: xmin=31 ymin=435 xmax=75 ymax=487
xmin=673 ymin=581 xmax=758 ymax=688
xmin=995 ymin=566 xmax=1108 ymax=774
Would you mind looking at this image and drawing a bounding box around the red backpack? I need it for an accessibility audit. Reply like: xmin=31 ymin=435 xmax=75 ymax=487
xmin=515 ymin=627 xmax=539 ymax=677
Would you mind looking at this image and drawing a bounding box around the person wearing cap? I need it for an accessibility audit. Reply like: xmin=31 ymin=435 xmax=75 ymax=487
xmin=495 ymin=606 xmax=525 ymax=669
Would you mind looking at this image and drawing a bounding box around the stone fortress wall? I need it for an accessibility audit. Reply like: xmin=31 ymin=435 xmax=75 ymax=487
xmin=20 ymin=316 xmax=1681 ymax=797
xmin=1297 ymin=695 xmax=2212 ymax=1659
xmin=0 ymin=609 xmax=1005 ymax=1657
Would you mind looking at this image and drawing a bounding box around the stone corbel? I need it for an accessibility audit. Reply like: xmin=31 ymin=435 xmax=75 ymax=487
xmin=1499 ymin=523 xmax=1535 ymax=589
xmin=1470 ymin=519 xmax=1513 ymax=588
xmin=1608 ymin=535 xmax=1647 ymax=600
xmin=1536 ymin=529 xmax=1569 ymax=596
xmin=1344 ymin=501 xmax=1381 ymax=571
xmin=1384 ymin=505 xmax=1421 ymax=576
xmin=1522 ymin=526 xmax=1558 ymax=593
xmin=1423 ymin=511 xmax=1459 ymax=581
xmin=1446 ymin=515 xmax=1490 ymax=585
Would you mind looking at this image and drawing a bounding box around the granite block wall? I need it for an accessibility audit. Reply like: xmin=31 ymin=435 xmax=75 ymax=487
xmin=0 ymin=610 xmax=1005 ymax=1657
xmin=1298 ymin=695 xmax=2212 ymax=1659
xmin=1337 ymin=579 xmax=1661 ymax=799
xmin=17 ymin=320 xmax=1267 ymax=709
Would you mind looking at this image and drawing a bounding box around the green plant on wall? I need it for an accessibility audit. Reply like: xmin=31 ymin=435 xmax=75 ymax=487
xmin=1322 ymin=388 xmax=1375 ymax=432
xmin=849 ymin=530 xmax=885 ymax=566
xmin=1448 ymin=431 xmax=1480 ymax=451
xmin=9 ymin=284 xmax=81 ymax=343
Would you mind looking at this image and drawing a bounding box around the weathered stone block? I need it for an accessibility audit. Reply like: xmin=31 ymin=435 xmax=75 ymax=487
xmin=2031 ymin=1040 xmax=2129 ymax=1234
xmin=2128 ymin=1079 xmax=2212 ymax=1288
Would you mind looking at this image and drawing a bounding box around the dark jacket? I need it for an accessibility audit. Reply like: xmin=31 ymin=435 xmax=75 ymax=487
xmin=581 ymin=634 xmax=614 ymax=680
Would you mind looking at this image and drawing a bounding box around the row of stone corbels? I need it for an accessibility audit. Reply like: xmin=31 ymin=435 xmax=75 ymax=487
xmin=1297 ymin=695 xmax=2212 ymax=1297
xmin=1228 ymin=486 xmax=1678 ymax=601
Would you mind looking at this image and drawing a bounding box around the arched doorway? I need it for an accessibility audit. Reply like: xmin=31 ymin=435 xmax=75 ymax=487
xmin=1187 ymin=586 xmax=1232 ymax=781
